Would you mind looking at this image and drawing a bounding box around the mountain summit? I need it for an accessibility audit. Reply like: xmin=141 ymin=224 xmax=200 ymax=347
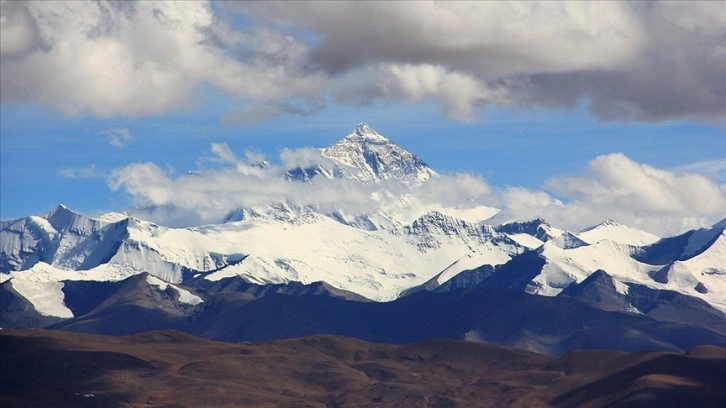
xmin=341 ymin=123 xmax=390 ymax=142
xmin=285 ymin=123 xmax=436 ymax=184
xmin=577 ymin=219 xmax=660 ymax=246
xmin=321 ymin=123 xmax=436 ymax=183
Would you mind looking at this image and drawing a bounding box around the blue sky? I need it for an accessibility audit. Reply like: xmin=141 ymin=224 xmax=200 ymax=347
xmin=1 ymin=1 xmax=724 ymax=235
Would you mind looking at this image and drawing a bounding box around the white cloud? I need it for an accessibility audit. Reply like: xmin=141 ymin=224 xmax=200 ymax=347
xmin=2 ymin=1 xmax=724 ymax=122
xmin=416 ymin=172 xmax=493 ymax=208
xmin=531 ymin=153 xmax=726 ymax=234
xmin=0 ymin=0 xmax=39 ymax=57
xmin=205 ymin=142 xmax=267 ymax=177
xmin=234 ymin=1 xmax=725 ymax=122
xmin=107 ymin=145 xmax=725 ymax=236
xmin=237 ymin=1 xmax=642 ymax=76
xmin=108 ymin=162 xmax=173 ymax=208
xmin=107 ymin=143 xmax=491 ymax=227
xmin=675 ymin=159 xmax=726 ymax=184
xmin=220 ymin=100 xmax=326 ymax=125
xmin=0 ymin=1 xmax=326 ymax=119
xmin=58 ymin=164 xmax=101 ymax=179
xmin=102 ymin=128 xmax=133 ymax=148
xmin=209 ymin=142 xmax=237 ymax=164
xmin=546 ymin=153 xmax=725 ymax=215
xmin=335 ymin=64 xmax=508 ymax=122
xmin=279 ymin=147 xmax=333 ymax=170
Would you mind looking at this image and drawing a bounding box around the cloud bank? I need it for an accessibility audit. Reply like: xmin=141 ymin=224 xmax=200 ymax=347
xmin=108 ymin=145 xmax=726 ymax=236
xmin=492 ymin=153 xmax=726 ymax=234
xmin=0 ymin=1 xmax=324 ymax=117
xmin=108 ymin=143 xmax=494 ymax=228
xmin=2 ymin=1 xmax=724 ymax=122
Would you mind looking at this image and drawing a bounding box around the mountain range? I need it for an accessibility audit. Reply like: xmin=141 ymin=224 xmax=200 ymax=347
xmin=1 ymin=123 xmax=725 ymax=356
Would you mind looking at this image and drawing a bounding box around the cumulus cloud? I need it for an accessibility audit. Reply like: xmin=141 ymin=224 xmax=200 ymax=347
xmin=547 ymin=153 xmax=725 ymax=215
xmin=490 ymin=153 xmax=726 ymax=235
xmin=108 ymin=162 xmax=174 ymax=207
xmin=209 ymin=143 xmax=237 ymax=164
xmin=107 ymin=143 xmax=725 ymax=236
xmin=416 ymin=172 xmax=493 ymax=208
xmin=0 ymin=1 xmax=325 ymax=118
xmin=110 ymin=146 xmax=356 ymax=225
xmin=2 ymin=1 xmax=724 ymax=122
xmin=198 ymin=142 xmax=267 ymax=177
xmin=333 ymin=64 xmax=507 ymax=122
xmin=234 ymin=1 xmax=726 ymax=122
xmin=107 ymin=142 xmax=492 ymax=227
xmin=236 ymin=2 xmax=642 ymax=76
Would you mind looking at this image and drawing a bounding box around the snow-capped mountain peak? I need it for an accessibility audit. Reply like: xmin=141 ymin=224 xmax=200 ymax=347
xmin=494 ymin=218 xmax=563 ymax=243
xmin=283 ymin=123 xmax=436 ymax=184
xmin=344 ymin=122 xmax=390 ymax=143
xmin=320 ymin=123 xmax=437 ymax=184
xmin=577 ymin=219 xmax=660 ymax=246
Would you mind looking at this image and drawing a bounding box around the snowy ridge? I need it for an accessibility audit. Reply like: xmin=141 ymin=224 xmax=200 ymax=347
xmin=495 ymin=218 xmax=563 ymax=243
xmin=550 ymin=232 xmax=589 ymax=250
xmin=532 ymin=239 xmax=660 ymax=297
xmin=2 ymin=205 xmax=525 ymax=302
xmin=0 ymin=204 xmax=129 ymax=272
xmin=3 ymin=206 xmax=725 ymax=313
xmin=525 ymin=221 xmax=726 ymax=311
xmin=577 ymin=219 xmax=660 ymax=246
xmin=658 ymin=228 xmax=726 ymax=310
xmin=681 ymin=218 xmax=726 ymax=260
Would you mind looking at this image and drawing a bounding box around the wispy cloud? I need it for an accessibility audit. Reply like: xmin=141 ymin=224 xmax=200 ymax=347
xmin=59 ymin=164 xmax=101 ymax=179
xmin=675 ymin=159 xmax=726 ymax=184
xmin=221 ymin=100 xmax=326 ymax=125
xmin=101 ymin=128 xmax=134 ymax=149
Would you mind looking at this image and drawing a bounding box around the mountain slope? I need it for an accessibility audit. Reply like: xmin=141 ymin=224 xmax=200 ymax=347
xmin=558 ymin=270 xmax=726 ymax=335
xmin=4 ymin=207 xmax=725 ymax=316
xmin=8 ymin=263 xmax=721 ymax=356
xmin=184 ymin=287 xmax=726 ymax=355
xmin=0 ymin=279 xmax=66 ymax=328
xmin=14 ymin=275 xmax=723 ymax=355
xmin=50 ymin=273 xmax=202 ymax=335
